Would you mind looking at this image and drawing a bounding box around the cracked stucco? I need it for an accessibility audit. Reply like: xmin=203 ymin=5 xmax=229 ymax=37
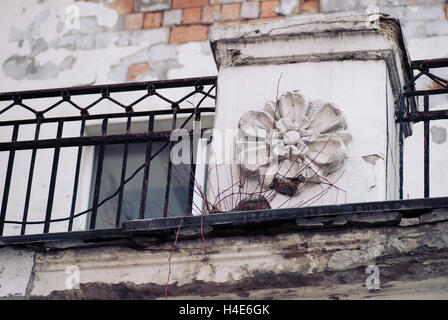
xmin=1 ymin=216 xmax=447 ymax=299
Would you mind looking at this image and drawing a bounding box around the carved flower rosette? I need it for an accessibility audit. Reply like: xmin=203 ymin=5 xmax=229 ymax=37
xmin=237 ymin=90 xmax=352 ymax=196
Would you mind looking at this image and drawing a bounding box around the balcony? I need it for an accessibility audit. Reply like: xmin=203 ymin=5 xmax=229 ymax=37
xmin=1 ymin=13 xmax=448 ymax=300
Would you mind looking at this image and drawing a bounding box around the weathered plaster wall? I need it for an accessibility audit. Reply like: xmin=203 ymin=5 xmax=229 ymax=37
xmin=1 ymin=1 xmax=445 ymax=93
xmin=0 ymin=0 xmax=220 ymax=235
xmin=1 ymin=208 xmax=448 ymax=299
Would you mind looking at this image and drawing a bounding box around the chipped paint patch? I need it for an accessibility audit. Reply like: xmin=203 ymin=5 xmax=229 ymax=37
xmin=362 ymin=154 xmax=384 ymax=165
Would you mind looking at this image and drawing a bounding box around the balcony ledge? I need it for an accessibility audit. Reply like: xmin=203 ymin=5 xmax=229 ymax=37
xmin=1 ymin=197 xmax=447 ymax=251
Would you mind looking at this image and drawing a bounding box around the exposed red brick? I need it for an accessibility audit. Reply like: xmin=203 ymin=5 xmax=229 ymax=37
xmin=183 ymin=7 xmax=202 ymax=24
xmin=222 ymin=3 xmax=240 ymax=21
xmin=143 ymin=12 xmax=163 ymax=29
xmin=202 ymin=5 xmax=222 ymax=24
xmin=172 ymin=0 xmax=208 ymax=9
xmin=169 ymin=25 xmax=209 ymax=43
xmin=260 ymin=0 xmax=279 ymax=18
xmin=127 ymin=63 xmax=150 ymax=81
xmin=124 ymin=13 xmax=144 ymax=30
xmin=210 ymin=0 xmax=238 ymax=4
xmin=300 ymin=0 xmax=320 ymax=14
xmin=105 ymin=0 xmax=133 ymax=14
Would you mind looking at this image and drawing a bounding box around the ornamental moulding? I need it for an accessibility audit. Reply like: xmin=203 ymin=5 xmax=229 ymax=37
xmin=237 ymin=90 xmax=352 ymax=196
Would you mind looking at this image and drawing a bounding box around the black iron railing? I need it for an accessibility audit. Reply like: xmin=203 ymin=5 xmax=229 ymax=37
xmin=0 ymin=76 xmax=217 ymax=236
xmin=396 ymin=58 xmax=448 ymax=199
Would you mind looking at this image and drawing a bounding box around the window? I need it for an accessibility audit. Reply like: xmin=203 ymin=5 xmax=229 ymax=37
xmin=84 ymin=114 xmax=213 ymax=230
xmin=87 ymin=141 xmax=191 ymax=229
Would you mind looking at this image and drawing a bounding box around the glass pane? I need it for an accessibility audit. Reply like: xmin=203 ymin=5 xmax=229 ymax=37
xmin=89 ymin=141 xmax=190 ymax=229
